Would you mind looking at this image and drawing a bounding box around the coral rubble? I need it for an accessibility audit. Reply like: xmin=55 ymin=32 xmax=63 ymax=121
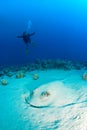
xmin=1 ymin=79 xmax=8 ymax=86
xmin=33 ymin=74 xmax=39 ymax=80
xmin=82 ymin=73 xmax=87 ymax=81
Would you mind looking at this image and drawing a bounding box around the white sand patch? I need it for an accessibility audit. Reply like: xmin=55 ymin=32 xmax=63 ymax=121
xmin=1 ymin=69 xmax=87 ymax=130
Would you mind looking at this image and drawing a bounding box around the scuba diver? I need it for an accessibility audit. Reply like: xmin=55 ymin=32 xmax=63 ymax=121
xmin=17 ymin=31 xmax=35 ymax=53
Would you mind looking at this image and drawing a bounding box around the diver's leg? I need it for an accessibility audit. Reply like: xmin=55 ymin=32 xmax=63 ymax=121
xmin=25 ymin=44 xmax=29 ymax=54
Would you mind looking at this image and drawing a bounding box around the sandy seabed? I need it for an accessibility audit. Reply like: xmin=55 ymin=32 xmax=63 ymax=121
xmin=0 ymin=69 xmax=87 ymax=130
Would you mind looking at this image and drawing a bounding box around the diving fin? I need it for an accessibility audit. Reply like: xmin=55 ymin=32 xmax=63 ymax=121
xmin=31 ymin=41 xmax=37 ymax=47
xmin=25 ymin=48 xmax=29 ymax=54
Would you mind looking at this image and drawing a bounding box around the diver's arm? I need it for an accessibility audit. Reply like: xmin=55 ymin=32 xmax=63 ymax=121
xmin=29 ymin=32 xmax=35 ymax=36
xmin=17 ymin=35 xmax=23 ymax=38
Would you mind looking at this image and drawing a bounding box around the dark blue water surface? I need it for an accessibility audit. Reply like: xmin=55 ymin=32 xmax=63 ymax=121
xmin=0 ymin=0 xmax=87 ymax=66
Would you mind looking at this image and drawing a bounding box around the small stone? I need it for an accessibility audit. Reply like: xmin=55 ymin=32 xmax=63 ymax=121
xmin=1 ymin=79 xmax=8 ymax=85
xmin=33 ymin=74 xmax=39 ymax=80
xmin=6 ymin=72 xmax=13 ymax=77
xmin=16 ymin=71 xmax=25 ymax=79
xmin=0 ymin=71 xmax=4 ymax=77
xmin=82 ymin=73 xmax=87 ymax=81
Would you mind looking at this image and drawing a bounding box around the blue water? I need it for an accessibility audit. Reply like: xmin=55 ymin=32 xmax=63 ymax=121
xmin=0 ymin=0 xmax=87 ymax=66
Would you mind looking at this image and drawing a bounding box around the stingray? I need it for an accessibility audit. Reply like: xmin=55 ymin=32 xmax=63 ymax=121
xmin=24 ymin=81 xmax=83 ymax=109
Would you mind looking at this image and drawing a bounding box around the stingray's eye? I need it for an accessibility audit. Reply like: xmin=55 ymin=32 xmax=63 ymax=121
xmin=40 ymin=91 xmax=50 ymax=99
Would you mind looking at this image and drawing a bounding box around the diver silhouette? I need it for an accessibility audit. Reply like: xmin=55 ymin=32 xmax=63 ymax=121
xmin=17 ymin=31 xmax=35 ymax=53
